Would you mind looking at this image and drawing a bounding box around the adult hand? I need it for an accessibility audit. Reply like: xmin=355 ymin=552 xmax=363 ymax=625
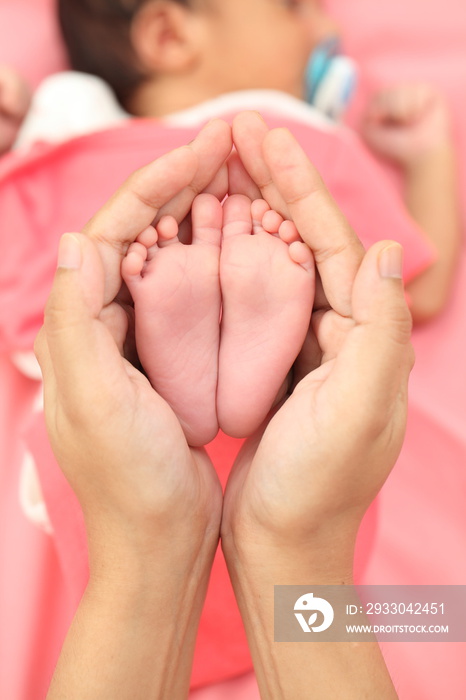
xmin=221 ymin=115 xmax=409 ymax=700
xmin=35 ymin=119 xmax=233 ymax=548
xmin=229 ymin=111 xmax=365 ymax=317
xmin=35 ymin=121 xmax=232 ymax=699
xmin=35 ymin=232 xmax=222 ymax=552
xmin=223 ymin=114 xmax=413 ymax=561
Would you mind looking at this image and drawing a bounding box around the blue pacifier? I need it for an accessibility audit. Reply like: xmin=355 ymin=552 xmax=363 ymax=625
xmin=305 ymin=37 xmax=357 ymax=121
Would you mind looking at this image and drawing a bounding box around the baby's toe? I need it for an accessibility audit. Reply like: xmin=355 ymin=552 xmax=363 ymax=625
xmin=279 ymin=219 xmax=301 ymax=244
xmin=156 ymin=215 xmax=180 ymax=248
xmin=136 ymin=225 xmax=158 ymax=249
xmin=223 ymin=194 xmax=253 ymax=238
xmin=191 ymin=193 xmax=222 ymax=247
xmin=262 ymin=208 xmax=284 ymax=236
xmin=121 ymin=241 xmax=148 ymax=284
xmin=251 ymin=199 xmax=270 ymax=234
xmin=289 ymin=240 xmax=314 ymax=273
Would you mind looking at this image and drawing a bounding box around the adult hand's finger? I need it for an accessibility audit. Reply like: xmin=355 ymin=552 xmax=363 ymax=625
xmin=227 ymin=151 xmax=261 ymax=200
xmin=262 ymin=128 xmax=365 ymax=317
xmin=203 ymin=162 xmax=229 ymax=200
xmin=83 ymin=119 xmax=232 ymax=303
xmin=34 ymin=327 xmax=55 ymax=393
xmin=36 ymin=233 xmax=126 ymax=410
xmin=156 ymin=119 xmax=233 ymax=220
xmin=327 ymin=241 xmax=414 ymax=423
xmin=232 ymin=112 xmax=288 ymax=212
xmin=233 ymin=112 xmax=364 ymax=316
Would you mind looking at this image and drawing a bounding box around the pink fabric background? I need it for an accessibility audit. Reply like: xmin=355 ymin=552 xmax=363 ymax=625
xmin=1 ymin=0 xmax=466 ymax=698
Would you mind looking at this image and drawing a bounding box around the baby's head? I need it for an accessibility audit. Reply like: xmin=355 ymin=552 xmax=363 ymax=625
xmin=58 ymin=0 xmax=338 ymax=116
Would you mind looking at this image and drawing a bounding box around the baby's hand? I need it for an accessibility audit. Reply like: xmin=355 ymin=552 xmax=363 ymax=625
xmin=361 ymin=83 xmax=452 ymax=170
xmin=0 ymin=65 xmax=31 ymax=154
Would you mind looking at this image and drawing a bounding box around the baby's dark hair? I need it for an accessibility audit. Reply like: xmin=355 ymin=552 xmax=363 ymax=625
xmin=58 ymin=0 xmax=189 ymax=107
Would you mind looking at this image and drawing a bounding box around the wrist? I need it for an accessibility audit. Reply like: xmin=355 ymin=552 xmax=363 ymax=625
xmin=49 ymin=528 xmax=218 ymax=700
xmin=221 ymin=530 xmax=384 ymax=700
xmin=87 ymin=513 xmax=220 ymax=591
xmin=222 ymin=520 xmax=357 ymax=586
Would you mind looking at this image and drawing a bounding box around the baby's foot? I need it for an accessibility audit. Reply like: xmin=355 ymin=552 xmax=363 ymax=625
xmin=217 ymin=195 xmax=314 ymax=438
xmin=122 ymin=193 xmax=222 ymax=446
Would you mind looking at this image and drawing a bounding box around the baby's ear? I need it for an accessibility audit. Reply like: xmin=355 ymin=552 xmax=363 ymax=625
xmin=130 ymin=0 xmax=201 ymax=74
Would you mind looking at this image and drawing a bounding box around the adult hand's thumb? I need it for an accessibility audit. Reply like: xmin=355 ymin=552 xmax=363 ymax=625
xmin=36 ymin=233 xmax=107 ymax=402
xmin=330 ymin=240 xmax=415 ymax=422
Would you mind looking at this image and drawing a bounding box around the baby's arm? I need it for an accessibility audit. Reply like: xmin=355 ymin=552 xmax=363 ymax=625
xmin=362 ymin=84 xmax=461 ymax=323
xmin=0 ymin=65 xmax=31 ymax=154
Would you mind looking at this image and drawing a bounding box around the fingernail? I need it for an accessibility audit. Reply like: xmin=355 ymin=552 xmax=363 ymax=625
xmin=253 ymin=111 xmax=267 ymax=123
xmin=57 ymin=233 xmax=81 ymax=269
xmin=379 ymin=244 xmax=403 ymax=279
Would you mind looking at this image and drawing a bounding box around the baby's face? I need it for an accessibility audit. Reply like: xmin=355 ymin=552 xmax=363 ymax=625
xmin=198 ymin=0 xmax=339 ymax=100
